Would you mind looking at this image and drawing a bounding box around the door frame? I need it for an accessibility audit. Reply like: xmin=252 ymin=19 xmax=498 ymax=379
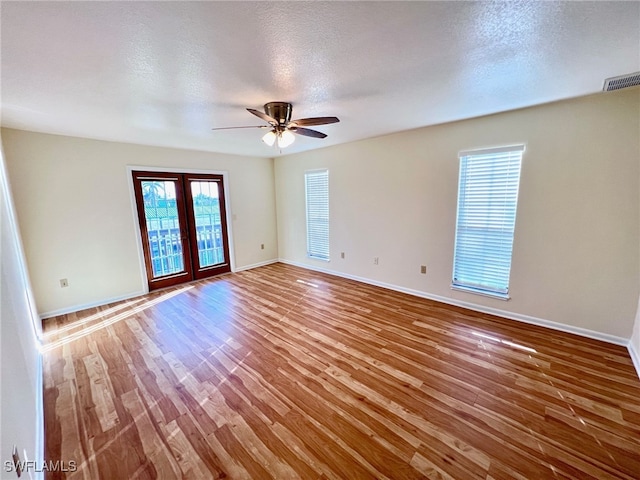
xmin=127 ymin=166 xmax=236 ymax=294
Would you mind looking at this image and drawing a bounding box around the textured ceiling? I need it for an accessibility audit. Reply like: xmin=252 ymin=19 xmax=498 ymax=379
xmin=1 ymin=1 xmax=639 ymax=158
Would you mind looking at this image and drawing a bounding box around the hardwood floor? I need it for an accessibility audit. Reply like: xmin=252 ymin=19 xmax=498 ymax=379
xmin=42 ymin=263 xmax=640 ymax=479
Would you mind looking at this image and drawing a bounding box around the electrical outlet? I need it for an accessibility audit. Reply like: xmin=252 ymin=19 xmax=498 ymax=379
xmin=340 ymin=252 xmax=345 ymax=259
xmin=60 ymin=278 xmax=69 ymax=288
xmin=374 ymin=257 xmax=379 ymax=265
xmin=261 ymin=243 xmax=265 ymax=250
xmin=420 ymin=265 xmax=427 ymax=274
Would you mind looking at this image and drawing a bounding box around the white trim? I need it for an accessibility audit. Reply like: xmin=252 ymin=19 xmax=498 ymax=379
xmin=304 ymin=167 xmax=329 ymax=174
xmin=277 ymin=258 xmax=629 ymax=347
xmin=126 ymin=167 xmax=150 ymax=295
xmin=451 ymin=284 xmax=510 ymax=301
xmin=628 ymin=341 xmax=640 ymax=380
xmin=0 ymin=142 xmax=42 ymax=341
xmin=127 ymin=165 xmax=231 ymax=175
xmin=39 ymin=290 xmax=145 ymax=319
xmin=307 ymin=254 xmax=331 ymax=262
xmin=304 ymin=168 xmax=330 ymax=261
xmin=459 ymin=144 xmax=525 ymax=157
xmin=39 ymin=259 xmax=279 ymax=317
xmin=234 ymin=259 xmax=279 ymax=272
xmin=1 ymin=140 xmax=45 ymax=478
xmin=221 ymin=172 xmax=236 ymax=273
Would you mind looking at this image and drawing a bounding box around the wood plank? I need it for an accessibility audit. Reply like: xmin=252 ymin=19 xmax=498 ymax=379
xmin=82 ymin=353 xmax=119 ymax=432
xmin=120 ymin=389 xmax=183 ymax=478
xmin=163 ymin=419 xmax=213 ymax=478
xmin=41 ymin=262 xmax=640 ymax=479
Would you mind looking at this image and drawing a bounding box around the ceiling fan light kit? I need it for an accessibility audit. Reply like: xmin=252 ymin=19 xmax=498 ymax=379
xmin=261 ymin=128 xmax=295 ymax=148
xmin=277 ymin=129 xmax=296 ymax=148
xmin=213 ymin=101 xmax=340 ymax=149
xmin=261 ymin=130 xmax=277 ymax=146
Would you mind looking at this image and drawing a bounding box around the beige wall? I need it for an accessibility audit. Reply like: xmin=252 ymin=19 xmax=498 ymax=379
xmin=276 ymin=89 xmax=640 ymax=340
xmin=3 ymin=89 xmax=639 ymax=342
xmin=2 ymin=129 xmax=278 ymax=316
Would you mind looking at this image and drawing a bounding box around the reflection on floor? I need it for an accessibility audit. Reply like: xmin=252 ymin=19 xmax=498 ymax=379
xmin=42 ymin=263 xmax=640 ymax=479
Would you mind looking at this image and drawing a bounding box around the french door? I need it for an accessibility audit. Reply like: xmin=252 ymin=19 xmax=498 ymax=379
xmin=132 ymin=171 xmax=231 ymax=291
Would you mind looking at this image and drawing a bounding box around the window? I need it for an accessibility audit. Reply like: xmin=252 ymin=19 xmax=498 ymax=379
xmin=305 ymin=169 xmax=330 ymax=261
xmin=132 ymin=171 xmax=231 ymax=291
xmin=452 ymin=145 xmax=524 ymax=299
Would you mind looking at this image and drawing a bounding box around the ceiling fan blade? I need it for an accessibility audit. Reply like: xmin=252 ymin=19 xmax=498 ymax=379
xmin=247 ymin=108 xmax=277 ymax=125
xmin=289 ymin=116 xmax=340 ymax=127
xmin=290 ymin=127 xmax=328 ymax=139
xmin=211 ymin=125 xmax=267 ymax=130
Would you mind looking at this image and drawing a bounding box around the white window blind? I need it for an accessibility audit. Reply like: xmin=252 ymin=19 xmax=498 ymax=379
xmin=305 ymin=169 xmax=330 ymax=261
xmin=452 ymin=145 xmax=524 ymax=299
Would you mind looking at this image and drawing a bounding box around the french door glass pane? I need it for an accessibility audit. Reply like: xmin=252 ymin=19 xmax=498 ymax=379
xmin=141 ymin=180 xmax=185 ymax=277
xmin=190 ymin=181 xmax=225 ymax=267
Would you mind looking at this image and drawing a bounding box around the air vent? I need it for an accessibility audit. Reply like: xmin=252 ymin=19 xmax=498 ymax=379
xmin=603 ymin=72 xmax=640 ymax=92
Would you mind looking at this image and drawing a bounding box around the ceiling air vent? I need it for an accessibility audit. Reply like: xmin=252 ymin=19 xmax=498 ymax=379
xmin=603 ymin=72 xmax=640 ymax=92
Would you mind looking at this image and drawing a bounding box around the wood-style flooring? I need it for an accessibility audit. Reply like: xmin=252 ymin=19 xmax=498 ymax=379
xmin=42 ymin=263 xmax=640 ymax=479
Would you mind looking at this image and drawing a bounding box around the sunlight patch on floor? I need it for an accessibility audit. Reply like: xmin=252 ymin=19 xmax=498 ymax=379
xmin=472 ymin=331 xmax=537 ymax=354
xmin=41 ymin=286 xmax=193 ymax=352
xmin=42 ymin=298 xmax=147 ymax=338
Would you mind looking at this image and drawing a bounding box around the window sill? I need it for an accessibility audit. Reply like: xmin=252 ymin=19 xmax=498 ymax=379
xmin=307 ymin=255 xmax=330 ymax=262
xmin=450 ymin=284 xmax=510 ymax=301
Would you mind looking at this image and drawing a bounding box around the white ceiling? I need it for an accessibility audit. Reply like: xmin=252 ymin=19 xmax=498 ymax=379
xmin=1 ymin=1 xmax=639 ymax=158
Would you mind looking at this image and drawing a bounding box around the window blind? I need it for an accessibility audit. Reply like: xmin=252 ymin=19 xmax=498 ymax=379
xmin=305 ymin=169 xmax=330 ymax=261
xmin=452 ymin=145 xmax=524 ymax=299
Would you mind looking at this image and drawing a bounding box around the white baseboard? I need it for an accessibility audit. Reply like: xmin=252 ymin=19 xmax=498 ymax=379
xmin=39 ymin=290 xmax=145 ymax=320
xmin=38 ymin=259 xmax=633 ymax=355
xmin=278 ymin=258 xmax=629 ymax=347
xmin=629 ymin=341 xmax=640 ymax=380
xmin=39 ymin=259 xmax=279 ymax=319
xmin=234 ymin=258 xmax=279 ymax=272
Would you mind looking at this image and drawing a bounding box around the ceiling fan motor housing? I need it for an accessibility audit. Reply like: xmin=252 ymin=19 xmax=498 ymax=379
xmin=264 ymin=102 xmax=292 ymax=126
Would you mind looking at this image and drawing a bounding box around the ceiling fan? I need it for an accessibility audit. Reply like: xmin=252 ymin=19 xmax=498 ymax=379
xmin=212 ymin=102 xmax=339 ymax=149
